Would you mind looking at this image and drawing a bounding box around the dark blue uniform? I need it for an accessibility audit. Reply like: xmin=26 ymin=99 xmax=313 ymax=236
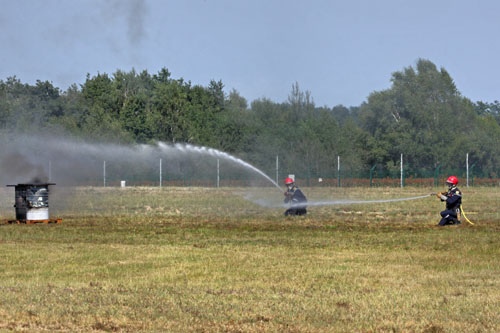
xmin=284 ymin=186 xmax=307 ymax=216
xmin=438 ymin=186 xmax=462 ymax=226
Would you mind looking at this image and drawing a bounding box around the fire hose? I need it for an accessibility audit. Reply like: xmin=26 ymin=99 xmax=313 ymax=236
xmin=459 ymin=205 xmax=475 ymax=225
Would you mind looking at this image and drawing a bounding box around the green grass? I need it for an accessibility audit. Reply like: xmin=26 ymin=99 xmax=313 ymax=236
xmin=0 ymin=186 xmax=499 ymax=332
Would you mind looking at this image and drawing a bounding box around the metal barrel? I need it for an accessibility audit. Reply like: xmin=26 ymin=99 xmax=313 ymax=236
xmin=7 ymin=183 xmax=55 ymax=221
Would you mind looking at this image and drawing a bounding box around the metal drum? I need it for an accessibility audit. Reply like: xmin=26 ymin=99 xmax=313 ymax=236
xmin=7 ymin=183 xmax=55 ymax=221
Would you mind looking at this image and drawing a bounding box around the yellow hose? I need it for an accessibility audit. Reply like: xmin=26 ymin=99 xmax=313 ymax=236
xmin=460 ymin=205 xmax=475 ymax=225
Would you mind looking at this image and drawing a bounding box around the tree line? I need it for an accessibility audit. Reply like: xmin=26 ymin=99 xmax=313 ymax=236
xmin=1 ymin=59 xmax=500 ymax=178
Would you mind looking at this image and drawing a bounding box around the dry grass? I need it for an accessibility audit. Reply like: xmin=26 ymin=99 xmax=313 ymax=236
xmin=0 ymin=186 xmax=499 ymax=332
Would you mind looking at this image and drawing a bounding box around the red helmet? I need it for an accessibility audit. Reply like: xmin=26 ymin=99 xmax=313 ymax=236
xmin=284 ymin=177 xmax=294 ymax=185
xmin=446 ymin=176 xmax=458 ymax=185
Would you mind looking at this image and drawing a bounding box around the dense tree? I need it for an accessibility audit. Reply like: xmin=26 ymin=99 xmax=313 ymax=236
xmin=150 ymin=78 xmax=189 ymax=142
xmin=1 ymin=60 xmax=499 ymax=178
xmin=476 ymin=100 xmax=500 ymax=124
xmin=0 ymin=81 xmax=10 ymax=128
xmin=359 ymin=59 xmax=478 ymax=171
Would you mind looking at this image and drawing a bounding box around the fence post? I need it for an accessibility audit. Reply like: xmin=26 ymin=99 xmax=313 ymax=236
xmin=337 ymin=155 xmax=341 ymax=187
xmin=369 ymin=164 xmax=376 ymax=187
xmin=159 ymin=158 xmax=162 ymax=188
xmin=217 ymin=159 xmax=220 ymax=188
xmin=466 ymin=153 xmax=469 ymax=187
xmin=103 ymin=160 xmax=106 ymax=187
xmin=276 ymin=155 xmax=279 ymax=185
xmin=400 ymin=154 xmax=404 ymax=188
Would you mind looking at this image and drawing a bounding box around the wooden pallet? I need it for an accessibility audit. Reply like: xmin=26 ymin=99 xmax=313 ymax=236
xmin=6 ymin=219 xmax=62 ymax=224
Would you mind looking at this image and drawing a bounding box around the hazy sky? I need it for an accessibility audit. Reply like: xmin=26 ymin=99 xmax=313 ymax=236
xmin=1 ymin=0 xmax=499 ymax=107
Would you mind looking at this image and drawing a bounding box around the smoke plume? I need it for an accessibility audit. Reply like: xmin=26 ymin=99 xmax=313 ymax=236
xmin=126 ymin=0 xmax=147 ymax=46
xmin=0 ymin=152 xmax=48 ymax=185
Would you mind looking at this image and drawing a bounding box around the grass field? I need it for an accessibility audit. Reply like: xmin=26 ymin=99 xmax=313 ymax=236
xmin=0 ymin=186 xmax=499 ymax=332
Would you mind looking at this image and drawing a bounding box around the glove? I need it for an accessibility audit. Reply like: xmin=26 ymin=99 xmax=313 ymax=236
xmin=435 ymin=191 xmax=447 ymax=200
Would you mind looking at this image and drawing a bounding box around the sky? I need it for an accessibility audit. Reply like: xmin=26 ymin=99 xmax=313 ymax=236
xmin=0 ymin=0 xmax=499 ymax=107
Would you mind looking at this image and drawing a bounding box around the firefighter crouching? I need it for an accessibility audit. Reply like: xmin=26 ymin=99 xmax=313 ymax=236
xmin=284 ymin=177 xmax=307 ymax=216
xmin=436 ymin=176 xmax=462 ymax=226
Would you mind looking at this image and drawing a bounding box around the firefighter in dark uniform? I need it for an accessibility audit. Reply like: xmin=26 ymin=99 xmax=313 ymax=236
xmin=284 ymin=177 xmax=307 ymax=216
xmin=436 ymin=176 xmax=462 ymax=226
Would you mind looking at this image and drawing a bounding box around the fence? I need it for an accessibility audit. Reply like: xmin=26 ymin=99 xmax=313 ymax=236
xmin=43 ymin=153 xmax=500 ymax=188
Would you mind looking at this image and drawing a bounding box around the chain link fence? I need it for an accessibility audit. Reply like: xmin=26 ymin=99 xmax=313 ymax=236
xmin=46 ymin=156 xmax=500 ymax=188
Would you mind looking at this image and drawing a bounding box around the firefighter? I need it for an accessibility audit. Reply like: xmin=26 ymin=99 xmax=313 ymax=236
xmin=283 ymin=177 xmax=307 ymax=216
xmin=436 ymin=176 xmax=462 ymax=226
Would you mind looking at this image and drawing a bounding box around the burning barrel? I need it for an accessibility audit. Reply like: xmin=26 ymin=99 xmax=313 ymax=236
xmin=6 ymin=183 xmax=61 ymax=224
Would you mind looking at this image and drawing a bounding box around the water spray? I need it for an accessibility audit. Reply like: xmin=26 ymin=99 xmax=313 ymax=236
xmin=0 ymin=134 xmax=284 ymax=191
xmin=158 ymin=142 xmax=283 ymax=191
